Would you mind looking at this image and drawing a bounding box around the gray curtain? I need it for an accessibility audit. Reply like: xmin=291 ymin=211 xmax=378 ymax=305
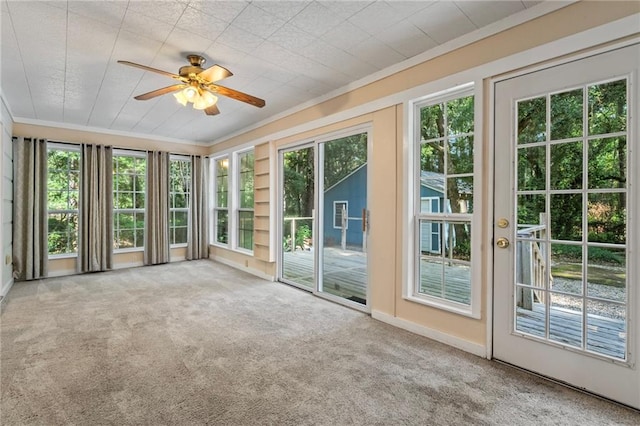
xmin=187 ymin=155 xmax=209 ymax=260
xmin=79 ymin=144 xmax=113 ymax=273
xmin=145 ymin=151 xmax=170 ymax=265
xmin=12 ymin=137 xmax=48 ymax=281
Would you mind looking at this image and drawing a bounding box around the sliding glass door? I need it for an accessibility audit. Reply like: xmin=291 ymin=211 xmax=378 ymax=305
xmin=280 ymin=145 xmax=315 ymax=289
xmin=278 ymin=130 xmax=370 ymax=308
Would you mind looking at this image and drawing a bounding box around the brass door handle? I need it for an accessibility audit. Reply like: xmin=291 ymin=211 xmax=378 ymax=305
xmin=496 ymin=237 xmax=510 ymax=249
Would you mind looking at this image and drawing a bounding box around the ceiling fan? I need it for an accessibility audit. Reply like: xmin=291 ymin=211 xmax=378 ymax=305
xmin=117 ymin=54 xmax=265 ymax=116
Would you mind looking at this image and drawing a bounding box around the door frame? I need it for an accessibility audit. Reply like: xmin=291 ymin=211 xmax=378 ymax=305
xmin=276 ymin=124 xmax=373 ymax=313
xmin=486 ymin=36 xmax=640 ymax=360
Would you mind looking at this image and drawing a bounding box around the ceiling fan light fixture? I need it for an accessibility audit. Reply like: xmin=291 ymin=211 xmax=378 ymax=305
xmin=173 ymin=90 xmax=188 ymax=106
xmin=193 ymin=89 xmax=217 ymax=110
xmin=183 ymin=85 xmax=199 ymax=100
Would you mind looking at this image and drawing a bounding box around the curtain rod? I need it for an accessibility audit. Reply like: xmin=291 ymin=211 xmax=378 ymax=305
xmin=47 ymin=139 xmax=197 ymax=157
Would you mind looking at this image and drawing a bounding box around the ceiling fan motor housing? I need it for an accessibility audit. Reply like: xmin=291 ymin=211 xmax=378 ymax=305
xmin=179 ymin=55 xmax=206 ymax=77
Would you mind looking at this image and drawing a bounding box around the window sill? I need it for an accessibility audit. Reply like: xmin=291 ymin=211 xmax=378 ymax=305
xmin=114 ymin=248 xmax=144 ymax=254
xmin=48 ymin=253 xmax=78 ymax=260
xmin=170 ymin=243 xmax=188 ymax=249
xmin=404 ymin=293 xmax=480 ymax=319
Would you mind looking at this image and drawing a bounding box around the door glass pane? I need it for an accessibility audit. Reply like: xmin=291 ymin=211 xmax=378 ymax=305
xmin=550 ymin=141 xmax=582 ymax=190
xmin=281 ymin=147 xmax=315 ymax=289
xmin=586 ymin=246 xmax=626 ymax=303
xmin=518 ymin=146 xmax=546 ymax=191
xmin=550 ymin=243 xmax=583 ymax=296
xmin=588 ymin=137 xmax=626 ymax=189
xmin=588 ymin=79 xmax=627 ymax=135
xmin=587 ymin=193 xmax=626 ymax=244
xmin=550 ymin=89 xmax=583 ymax=140
xmin=517 ymin=96 xmax=547 ymax=143
xmin=515 ymin=286 xmax=546 ymax=338
xmin=587 ymin=299 xmax=626 ymax=359
xmin=549 ymin=292 xmax=583 ymax=348
xmin=320 ymin=133 xmax=368 ymax=305
xmin=550 ymin=194 xmax=582 ymax=241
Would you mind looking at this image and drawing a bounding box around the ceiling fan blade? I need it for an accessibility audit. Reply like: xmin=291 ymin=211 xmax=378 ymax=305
xmin=204 ymin=104 xmax=220 ymax=116
xmin=133 ymin=84 xmax=186 ymax=100
xmin=198 ymin=64 xmax=233 ymax=83
xmin=206 ymin=83 xmax=266 ymax=108
xmin=118 ymin=60 xmax=185 ymax=81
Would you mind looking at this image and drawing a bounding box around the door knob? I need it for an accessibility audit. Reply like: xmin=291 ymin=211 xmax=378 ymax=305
xmin=496 ymin=237 xmax=510 ymax=249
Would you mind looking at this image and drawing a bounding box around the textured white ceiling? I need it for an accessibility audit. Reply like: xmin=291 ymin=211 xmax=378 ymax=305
xmin=1 ymin=0 xmax=541 ymax=145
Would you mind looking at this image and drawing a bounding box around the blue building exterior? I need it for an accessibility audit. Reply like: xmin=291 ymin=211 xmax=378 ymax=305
xmin=323 ymin=164 xmax=367 ymax=248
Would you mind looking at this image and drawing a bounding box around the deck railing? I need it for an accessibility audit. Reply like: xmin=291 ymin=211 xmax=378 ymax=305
xmin=283 ymin=216 xmax=314 ymax=252
xmin=516 ymin=213 xmax=551 ymax=310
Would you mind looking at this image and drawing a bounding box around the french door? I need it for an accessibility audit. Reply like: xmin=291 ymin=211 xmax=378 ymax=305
xmin=278 ymin=131 xmax=370 ymax=309
xmin=493 ymin=44 xmax=640 ymax=408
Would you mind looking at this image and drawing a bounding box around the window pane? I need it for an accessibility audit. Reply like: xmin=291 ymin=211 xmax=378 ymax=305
xmin=47 ymin=149 xmax=79 ymax=255
xmin=446 ymin=176 xmax=473 ymax=214
xmin=446 ymin=95 xmax=474 ymax=135
xmin=447 ymin=136 xmax=473 ymax=174
xmin=216 ymin=210 xmax=228 ymax=244
xmin=420 ymin=141 xmax=444 ymax=174
xmin=420 ymin=103 xmax=444 ymax=140
xmin=238 ymin=210 xmax=254 ymax=250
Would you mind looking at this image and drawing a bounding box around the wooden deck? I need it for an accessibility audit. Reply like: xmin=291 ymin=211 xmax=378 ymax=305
xmin=281 ymin=248 xmax=625 ymax=359
xmin=516 ymin=303 xmax=626 ymax=359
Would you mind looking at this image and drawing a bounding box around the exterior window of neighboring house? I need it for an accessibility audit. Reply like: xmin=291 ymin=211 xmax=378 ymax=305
xmin=169 ymin=156 xmax=191 ymax=246
xmin=333 ymin=201 xmax=348 ymax=229
xmin=47 ymin=145 xmax=80 ymax=256
xmin=237 ymin=150 xmax=254 ymax=251
xmin=410 ymin=87 xmax=479 ymax=316
xmin=113 ymin=152 xmax=146 ymax=250
xmin=214 ymin=157 xmax=229 ymax=245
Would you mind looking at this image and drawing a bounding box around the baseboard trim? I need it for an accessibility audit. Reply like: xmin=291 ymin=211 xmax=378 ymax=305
xmin=209 ymin=256 xmax=275 ymax=282
xmin=371 ymin=310 xmax=486 ymax=358
xmin=1 ymin=277 xmax=14 ymax=303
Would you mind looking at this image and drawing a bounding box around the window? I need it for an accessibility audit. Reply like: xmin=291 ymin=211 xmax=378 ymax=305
xmin=113 ymin=153 xmax=146 ymax=250
xmin=237 ymin=150 xmax=254 ymax=251
xmin=47 ymin=146 xmax=80 ymax=256
xmin=333 ymin=201 xmax=348 ymax=229
xmin=410 ymin=87 xmax=478 ymax=316
xmin=214 ymin=157 xmax=229 ymax=245
xmin=170 ymin=157 xmax=191 ymax=246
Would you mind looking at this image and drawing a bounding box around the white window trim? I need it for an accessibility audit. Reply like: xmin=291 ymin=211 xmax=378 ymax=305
xmin=404 ymin=82 xmax=482 ymax=319
xmin=113 ymin=150 xmax=146 ymax=253
xmin=47 ymin=143 xmax=81 ymax=258
xmin=169 ymin=155 xmax=191 ymax=248
xmin=333 ymin=201 xmax=348 ymax=230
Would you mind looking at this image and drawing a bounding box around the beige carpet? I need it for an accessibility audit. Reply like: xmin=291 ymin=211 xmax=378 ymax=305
xmin=1 ymin=260 xmax=638 ymax=425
